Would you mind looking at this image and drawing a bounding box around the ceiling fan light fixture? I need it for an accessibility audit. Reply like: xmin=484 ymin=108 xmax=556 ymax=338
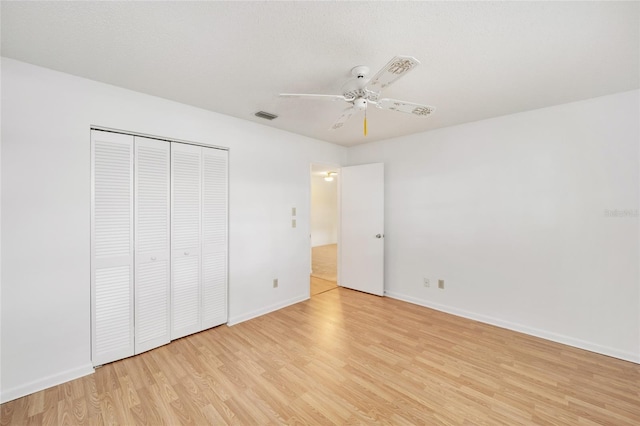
xmin=354 ymin=98 xmax=367 ymax=110
xmin=324 ymin=172 xmax=337 ymax=182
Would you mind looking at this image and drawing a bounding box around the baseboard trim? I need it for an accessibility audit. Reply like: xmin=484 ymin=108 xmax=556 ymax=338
xmin=227 ymin=294 xmax=309 ymax=326
xmin=384 ymin=290 xmax=640 ymax=364
xmin=1 ymin=363 xmax=94 ymax=403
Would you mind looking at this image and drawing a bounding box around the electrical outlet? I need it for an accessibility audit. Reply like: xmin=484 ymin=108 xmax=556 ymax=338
xmin=273 ymin=278 xmax=278 ymax=288
xmin=292 ymin=219 xmax=296 ymax=228
xmin=438 ymin=279 xmax=445 ymax=289
xmin=423 ymin=278 xmax=430 ymax=287
xmin=292 ymin=207 xmax=296 ymax=216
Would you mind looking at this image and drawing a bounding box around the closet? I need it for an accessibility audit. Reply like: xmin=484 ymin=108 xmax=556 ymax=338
xmin=90 ymin=130 xmax=228 ymax=366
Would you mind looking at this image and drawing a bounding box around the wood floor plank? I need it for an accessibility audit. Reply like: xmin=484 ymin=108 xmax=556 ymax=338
xmin=25 ymin=412 xmax=43 ymax=426
xmin=310 ymin=276 xmax=338 ymax=296
xmin=1 ymin=400 xmax=15 ymax=426
xmin=311 ymin=244 xmax=337 ymax=282
xmin=39 ymin=389 xmax=59 ymax=426
xmin=3 ymin=287 xmax=640 ymax=425
xmin=133 ymin=387 xmax=166 ymax=425
xmin=25 ymin=391 xmax=44 ymax=418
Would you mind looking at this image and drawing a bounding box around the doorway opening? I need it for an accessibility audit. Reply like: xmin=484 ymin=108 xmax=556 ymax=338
xmin=310 ymin=164 xmax=339 ymax=296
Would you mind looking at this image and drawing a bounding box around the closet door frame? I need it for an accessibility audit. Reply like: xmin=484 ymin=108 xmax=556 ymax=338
xmin=91 ymin=126 xmax=229 ymax=363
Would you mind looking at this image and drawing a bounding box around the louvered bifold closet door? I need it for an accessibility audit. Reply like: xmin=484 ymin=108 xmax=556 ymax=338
xmin=134 ymin=137 xmax=171 ymax=354
xmin=171 ymin=143 xmax=202 ymax=339
xmin=202 ymin=148 xmax=228 ymax=329
xmin=91 ymin=130 xmax=135 ymax=366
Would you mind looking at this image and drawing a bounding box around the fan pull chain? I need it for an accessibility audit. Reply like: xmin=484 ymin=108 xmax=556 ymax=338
xmin=364 ymin=109 xmax=368 ymax=136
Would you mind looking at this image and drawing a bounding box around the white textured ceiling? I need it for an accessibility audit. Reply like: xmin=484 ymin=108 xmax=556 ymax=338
xmin=2 ymin=1 xmax=638 ymax=147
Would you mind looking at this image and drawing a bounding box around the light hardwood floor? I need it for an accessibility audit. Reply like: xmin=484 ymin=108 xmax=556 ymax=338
xmin=2 ymin=288 xmax=639 ymax=425
xmin=310 ymin=276 xmax=338 ymax=297
xmin=311 ymin=244 xmax=337 ymax=283
xmin=311 ymin=243 xmax=337 ymax=296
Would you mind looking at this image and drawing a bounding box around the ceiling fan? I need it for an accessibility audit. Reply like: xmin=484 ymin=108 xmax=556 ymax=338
xmin=279 ymin=55 xmax=435 ymax=136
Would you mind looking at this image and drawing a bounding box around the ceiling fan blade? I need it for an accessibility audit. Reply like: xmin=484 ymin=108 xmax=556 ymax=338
xmin=329 ymin=107 xmax=356 ymax=131
xmin=376 ymin=98 xmax=435 ymax=116
xmin=279 ymin=93 xmax=347 ymax=101
xmin=367 ymin=56 xmax=420 ymax=92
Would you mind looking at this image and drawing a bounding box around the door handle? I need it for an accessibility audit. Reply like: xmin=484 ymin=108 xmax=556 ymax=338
xmin=184 ymin=251 xmax=189 ymax=256
xmin=375 ymin=234 xmax=383 ymax=239
xmin=151 ymin=256 xmax=157 ymax=261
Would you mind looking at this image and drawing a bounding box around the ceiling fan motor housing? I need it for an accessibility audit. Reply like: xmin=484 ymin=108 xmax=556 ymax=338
xmin=351 ymin=65 xmax=370 ymax=78
xmin=341 ymin=78 xmax=380 ymax=103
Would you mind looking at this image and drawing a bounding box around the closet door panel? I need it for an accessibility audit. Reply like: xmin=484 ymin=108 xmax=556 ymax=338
xmin=202 ymin=148 xmax=228 ymax=328
xmin=202 ymin=252 xmax=227 ymax=327
xmin=94 ymin=266 xmax=132 ymax=361
xmin=172 ymin=255 xmax=200 ymax=332
xmin=134 ymin=137 xmax=171 ymax=354
xmin=171 ymin=143 xmax=202 ymax=339
xmin=91 ymin=130 xmax=134 ymax=366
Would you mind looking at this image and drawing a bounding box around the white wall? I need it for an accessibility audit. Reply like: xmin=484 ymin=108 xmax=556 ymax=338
xmin=348 ymin=90 xmax=640 ymax=363
xmin=310 ymin=174 xmax=338 ymax=247
xmin=0 ymin=58 xmax=346 ymax=402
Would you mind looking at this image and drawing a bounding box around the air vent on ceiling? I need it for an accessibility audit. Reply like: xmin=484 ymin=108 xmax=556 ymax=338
xmin=255 ymin=111 xmax=278 ymax=120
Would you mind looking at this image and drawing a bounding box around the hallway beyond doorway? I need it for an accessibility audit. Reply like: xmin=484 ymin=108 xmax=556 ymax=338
xmin=311 ymin=243 xmax=337 ymax=296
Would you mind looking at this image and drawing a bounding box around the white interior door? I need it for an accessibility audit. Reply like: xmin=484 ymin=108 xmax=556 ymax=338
xmin=171 ymin=143 xmax=202 ymax=339
xmin=134 ymin=136 xmax=171 ymax=354
xmin=91 ymin=130 xmax=135 ymax=365
xmin=339 ymin=163 xmax=385 ymax=296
